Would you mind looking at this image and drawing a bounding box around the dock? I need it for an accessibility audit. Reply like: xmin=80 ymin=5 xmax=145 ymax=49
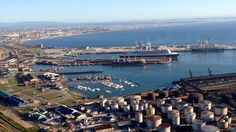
xmin=56 ymin=70 xmax=104 ymax=75
xmin=173 ymin=72 xmax=236 ymax=92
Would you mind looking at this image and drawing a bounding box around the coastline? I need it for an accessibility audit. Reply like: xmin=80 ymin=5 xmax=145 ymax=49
xmin=22 ymin=20 xmax=216 ymax=47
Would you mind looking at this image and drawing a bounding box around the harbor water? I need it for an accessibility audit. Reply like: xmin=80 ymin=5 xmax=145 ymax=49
xmin=31 ymin=51 xmax=236 ymax=98
xmin=27 ymin=21 xmax=236 ymax=98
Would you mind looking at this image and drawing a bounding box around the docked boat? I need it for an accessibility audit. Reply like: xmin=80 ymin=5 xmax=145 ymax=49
xmin=111 ymin=58 xmax=146 ymax=66
xmin=105 ymin=90 xmax=112 ymax=93
xmin=119 ymin=49 xmax=179 ymax=60
xmin=191 ymin=39 xmax=225 ymax=52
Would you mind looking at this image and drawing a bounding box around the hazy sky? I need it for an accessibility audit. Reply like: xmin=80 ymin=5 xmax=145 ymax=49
xmin=1 ymin=0 xmax=236 ymax=23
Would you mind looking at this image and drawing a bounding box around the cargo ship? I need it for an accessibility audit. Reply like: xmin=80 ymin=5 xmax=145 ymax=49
xmin=191 ymin=39 xmax=225 ymax=52
xmin=119 ymin=49 xmax=179 ymax=60
xmin=111 ymin=58 xmax=146 ymax=66
xmin=119 ymin=42 xmax=179 ymax=60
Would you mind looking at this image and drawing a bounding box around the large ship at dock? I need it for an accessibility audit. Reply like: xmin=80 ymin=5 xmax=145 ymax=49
xmin=111 ymin=58 xmax=146 ymax=66
xmin=119 ymin=43 xmax=179 ymax=60
xmin=191 ymin=39 xmax=225 ymax=52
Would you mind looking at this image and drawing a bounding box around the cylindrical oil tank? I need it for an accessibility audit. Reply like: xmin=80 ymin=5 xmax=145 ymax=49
xmin=105 ymin=106 xmax=110 ymax=111
xmin=158 ymin=123 xmax=171 ymax=132
xmin=111 ymin=103 xmax=119 ymax=110
xmin=177 ymin=101 xmax=188 ymax=110
xmin=120 ymin=101 xmax=127 ymax=109
xmin=132 ymin=102 xmax=139 ymax=111
xmin=100 ymin=98 xmax=107 ymax=107
xmin=201 ymin=111 xmax=214 ymax=122
xmin=146 ymin=115 xmax=162 ymax=128
xmin=161 ymin=104 xmax=172 ymax=114
xmin=184 ymin=106 xmax=194 ymax=114
xmin=135 ymin=112 xmax=143 ymax=123
xmin=222 ymin=115 xmax=232 ymax=125
xmin=201 ymin=125 xmax=219 ymax=132
xmin=185 ymin=112 xmax=196 ymax=124
xmin=192 ymin=119 xmax=206 ymax=131
xmin=115 ymin=96 xmax=125 ymax=105
xmin=214 ymin=105 xmax=228 ymax=116
xmin=144 ymin=102 xmax=149 ymax=109
xmin=171 ymin=98 xmax=182 ymax=106
xmin=123 ymin=105 xmax=130 ymax=112
xmin=171 ymin=114 xmax=180 ymax=125
xmin=167 ymin=110 xmax=180 ymax=119
xmin=217 ymin=119 xmax=229 ymax=129
xmin=139 ymin=104 xmax=144 ymax=111
xmin=146 ymin=106 xmax=155 ymax=116
xmin=156 ymin=99 xmax=165 ymax=108
xmin=189 ymin=93 xmax=203 ymax=103
xmin=199 ymin=100 xmax=212 ymax=110
xmin=160 ymin=90 xmax=169 ymax=98
xmin=130 ymin=95 xmax=141 ymax=104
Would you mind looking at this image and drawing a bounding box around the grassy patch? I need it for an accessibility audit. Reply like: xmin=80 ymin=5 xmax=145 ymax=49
xmin=67 ymin=91 xmax=84 ymax=100
xmin=0 ymin=85 xmax=9 ymax=91
xmin=7 ymin=77 xmax=18 ymax=85
xmin=41 ymin=92 xmax=61 ymax=100
xmin=59 ymin=99 xmax=75 ymax=106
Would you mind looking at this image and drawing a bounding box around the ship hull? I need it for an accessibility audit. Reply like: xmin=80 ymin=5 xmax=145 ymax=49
xmin=119 ymin=54 xmax=179 ymax=60
xmin=191 ymin=48 xmax=225 ymax=52
xmin=111 ymin=61 xmax=145 ymax=66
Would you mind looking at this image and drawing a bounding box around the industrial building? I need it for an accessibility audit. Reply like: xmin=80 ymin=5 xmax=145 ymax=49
xmin=0 ymin=91 xmax=27 ymax=106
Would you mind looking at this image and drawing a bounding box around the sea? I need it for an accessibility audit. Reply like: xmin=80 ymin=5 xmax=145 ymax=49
xmin=26 ymin=21 xmax=236 ymax=98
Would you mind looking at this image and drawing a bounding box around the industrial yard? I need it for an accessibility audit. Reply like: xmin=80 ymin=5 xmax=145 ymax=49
xmin=0 ymin=42 xmax=235 ymax=131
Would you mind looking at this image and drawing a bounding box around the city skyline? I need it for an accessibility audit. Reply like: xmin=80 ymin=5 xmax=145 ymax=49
xmin=1 ymin=0 xmax=236 ymax=23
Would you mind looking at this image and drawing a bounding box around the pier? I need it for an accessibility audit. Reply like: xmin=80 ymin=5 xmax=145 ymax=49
xmin=56 ymin=70 xmax=104 ymax=75
xmin=173 ymin=72 xmax=236 ymax=92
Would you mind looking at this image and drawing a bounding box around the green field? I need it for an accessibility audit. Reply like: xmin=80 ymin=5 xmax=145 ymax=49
xmin=41 ymin=92 xmax=61 ymax=100
xmin=59 ymin=99 xmax=76 ymax=106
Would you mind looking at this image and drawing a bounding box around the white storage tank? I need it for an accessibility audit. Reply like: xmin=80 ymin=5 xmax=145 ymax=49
xmin=146 ymin=105 xmax=155 ymax=116
xmin=177 ymin=101 xmax=188 ymax=110
xmin=123 ymin=104 xmax=130 ymax=112
xmin=201 ymin=111 xmax=214 ymax=122
xmin=100 ymin=98 xmax=107 ymax=107
xmin=201 ymin=125 xmax=219 ymax=132
xmin=111 ymin=103 xmax=119 ymax=110
xmin=171 ymin=114 xmax=180 ymax=126
xmin=222 ymin=115 xmax=232 ymax=125
xmin=139 ymin=104 xmax=144 ymax=111
xmin=199 ymin=100 xmax=212 ymax=110
xmin=217 ymin=118 xmax=229 ymax=129
xmin=185 ymin=112 xmax=196 ymax=124
xmin=115 ymin=96 xmax=125 ymax=105
xmin=135 ymin=112 xmax=143 ymax=123
xmin=156 ymin=99 xmax=165 ymax=108
xmin=146 ymin=115 xmax=162 ymax=128
xmin=167 ymin=110 xmax=180 ymax=120
xmin=184 ymin=106 xmax=194 ymax=114
xmin=171 ymin=98 xmax=182 ymax=106
xmin=158 ymin=123 xmax=171 ymax=132
xmin=120 ymin=101 xmax=127 ymax=109
xmin=214 ymin=105 xmax=228 ymax=116
xmin=132 ymin=102 xmax=139 ymax=111
xmin=161 ymin=104 xmax=172 ymax=114
xmin=144 ymin=102 xmax=149 ymax=109
xmin=130 ymin=95 xmax=141 ymax=104
xmin=192 ymin=119 xmax=206 ymax=131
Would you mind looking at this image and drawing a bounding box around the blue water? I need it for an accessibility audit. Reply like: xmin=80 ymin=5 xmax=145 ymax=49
xmin=31 ymin=51 xmax=236 ymax=98
xmin=25 ymin=21 xmax=236 ymax=48
xmin=27 ymin=21 xmax=236 ymax=98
